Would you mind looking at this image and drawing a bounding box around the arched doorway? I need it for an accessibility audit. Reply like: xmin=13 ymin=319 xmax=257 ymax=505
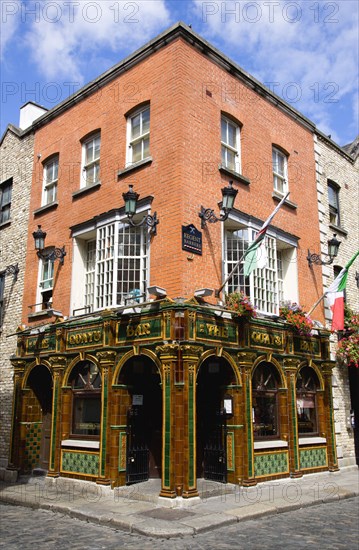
xmin=119 ymin=355 xmax=162 ymax=483
xmin=196 ymin=357 xmax=236 ymax=483
xmin=24 ymin=365 xmax=53 ymax=472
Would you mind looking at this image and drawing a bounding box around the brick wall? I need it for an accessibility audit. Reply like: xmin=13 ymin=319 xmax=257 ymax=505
xmin=22 ymin=37 xmax=324 ymax=325
xmin=0 ymin=129 xmax=34 ymax=465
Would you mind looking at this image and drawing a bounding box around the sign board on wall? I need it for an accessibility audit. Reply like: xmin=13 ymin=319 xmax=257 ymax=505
xmin=182 ymin=224 xmax=202 ymax=255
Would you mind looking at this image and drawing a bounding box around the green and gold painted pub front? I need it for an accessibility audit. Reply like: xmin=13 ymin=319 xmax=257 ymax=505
xmin=9 ymin=300 xmax=338 ymax=497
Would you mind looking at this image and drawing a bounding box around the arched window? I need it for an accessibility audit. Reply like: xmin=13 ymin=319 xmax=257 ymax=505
xmin=296 ymin=366 xmax=320 ymax=435
xmin=69 ymin=361 xmax=101 ymax=438
xmin=252 ymin=362 xmax=280 ymax=438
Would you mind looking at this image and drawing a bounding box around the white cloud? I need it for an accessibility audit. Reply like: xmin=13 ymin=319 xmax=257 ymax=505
xmin=191 ymin=0 xmax=359 ymax=143
xmin=23 ymin=0 xmax=171 ymax=83
xmin=0 ymin=0 xmax=22 ymax=61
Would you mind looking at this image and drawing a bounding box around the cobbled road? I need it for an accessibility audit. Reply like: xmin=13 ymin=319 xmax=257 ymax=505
xmin=1 ymin=497 xmax=358 ymax=549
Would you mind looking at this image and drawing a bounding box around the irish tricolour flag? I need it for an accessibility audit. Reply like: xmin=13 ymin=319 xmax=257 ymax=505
xmin=326 ymin=250 xmax=359 ymax=331
xmin=243 ymin=192 xmax=289 ymax=277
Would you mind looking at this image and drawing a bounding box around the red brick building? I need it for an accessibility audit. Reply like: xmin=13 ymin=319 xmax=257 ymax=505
xmin=9 ymin=23 xmax=338 ymax=497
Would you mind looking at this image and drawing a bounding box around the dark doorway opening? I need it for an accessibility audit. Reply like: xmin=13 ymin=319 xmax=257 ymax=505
xmin=27 ymin=365 xmax=53 ymax=471
xmin=119 ymin=357 xmax=162 ymax=483
xmin=348 ymin=367 xmax=359 ymax=465
xmin=196 ymin=358 xmax=235 ymax=483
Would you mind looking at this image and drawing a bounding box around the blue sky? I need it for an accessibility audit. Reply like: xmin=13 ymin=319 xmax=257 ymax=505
xmin=1 ymin=0 xmax=358 ymax=146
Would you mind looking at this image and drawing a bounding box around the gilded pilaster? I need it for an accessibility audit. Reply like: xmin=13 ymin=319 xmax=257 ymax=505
xmin=238 ymin=351 xmax=257 ymax=486
xmin=322 ymin=362 xmax=339 ymax=471
xmin=156 ymin=344 xmax=179 ymax=498
xmin=47 ymin=355 xmax=66 ymax=477
xmin=96 ymin=351 xmax=117 ymax=484
xmin=181 ymin=345 xmax=202 ymax=499
xmin=8 ymin=361 xmax=25 ymax=469
xmin=283 ymin=358 xmax=302 ymax=478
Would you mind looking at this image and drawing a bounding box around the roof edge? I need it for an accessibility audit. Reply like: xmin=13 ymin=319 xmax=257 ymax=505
xmin=18 ymin=22 xmax=317 ymax=137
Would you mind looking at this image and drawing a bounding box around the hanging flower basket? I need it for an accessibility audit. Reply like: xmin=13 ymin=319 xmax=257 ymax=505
xmin=279 ymin=301 xmax=313 ymax=336
xmin=336 ymin=313 xmax=359 ymax=368
xmin=225 ymin=292 xmax=257 ymax=319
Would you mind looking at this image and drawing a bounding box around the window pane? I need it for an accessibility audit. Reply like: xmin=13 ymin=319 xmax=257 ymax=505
xmin=73 ymin=396 xmax=101 ymax=435
xmin=131 ymin=113 xmax=141 ymax=139
xmin=227 ymin=122 xmax=236 ymax=148
xmin=117 ymin=224 xmax=147 ymax=305
xmin=142 ymin=108 xmax=150 ymax=134
xmin=221 ymin=118 xmax=227 ymax=141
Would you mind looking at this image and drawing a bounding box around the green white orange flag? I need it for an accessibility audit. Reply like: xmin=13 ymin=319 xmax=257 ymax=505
xmin=243 ymin=192 xmax=289 ymax=277
xmin=326 ymin=250 xmax=359 ymax=331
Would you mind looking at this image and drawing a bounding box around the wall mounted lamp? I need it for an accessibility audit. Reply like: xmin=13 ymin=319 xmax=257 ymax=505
xmin=355 ymin=271 xmax=359 ymax=289
xmin=198 ymin=181 xmax=238 ymax=229
xmin=148 ymin=286 xmax=167 ymax=298
xmin=307 ymin=234 xmax=341 ymax=267
xmin=33 ymin=225 xmax=66 ymax=265
xmin=122 ymin=184 xmax=159 ymax=235
xmin=194 ymin=288 xmax=213 ymax=298
xmin=3 ymin=264 xmax=19 ymax=281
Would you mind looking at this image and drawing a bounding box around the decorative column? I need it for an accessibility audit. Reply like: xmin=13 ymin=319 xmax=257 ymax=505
xmin=96 ymin=351 xmax=117 ymax=485
xmin=238 ymin=352 xmax=257 ymax=486
xmin=8 ymin=361 xmax=26 ymax=470
xmin=283 ymin=358 xmax=302 ymax=478
xmin=156 ymin=344 xmax=178 ymax=498
xmin=47 ymin=355 xmax=67 ymax=477
xmin=322 ymin=362 xmax=339 ymax=472
xmin=181 ymin=345 xmax=202 ymax=498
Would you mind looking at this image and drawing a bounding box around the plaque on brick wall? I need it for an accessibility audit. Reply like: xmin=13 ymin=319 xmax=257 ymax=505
xmin=182 ymin=224 xmax=202 ymax=255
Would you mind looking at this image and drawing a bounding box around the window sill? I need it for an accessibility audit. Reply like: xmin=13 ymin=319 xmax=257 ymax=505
xmin=118 ymin=156 xmax=153 ymax=178
xmin=272 ymin=191 xmax=297 ymax=209
xmin=254 ymin=440 xmax=288 ymax=450
xmin=218 ymin=165 xmax=250 ymax=185
xmin=34 ymin=201 xmax=59 ymax=215
xmin=329 ymin=223 xmax=348 ymax=237
xmin=72 ymin=182 xmax=101 ymax=199
xmin=28 ymin=308 xmax=62 ymax=320
xmin=61 ymin=439 xmax=100 ymax=450
xmin=0 ymin=219 xmax=11 ymax=229
xmin=299 ymin=436 xmax=326 ymax=446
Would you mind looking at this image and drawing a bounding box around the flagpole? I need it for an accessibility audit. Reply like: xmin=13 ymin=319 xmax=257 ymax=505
xmin=215 ymin=192 xmax=290 ymax=298
xmin=307 ymin=293 xmax=326 ymax=316
xmin=215 ymin=252 xmax=246 ymax=297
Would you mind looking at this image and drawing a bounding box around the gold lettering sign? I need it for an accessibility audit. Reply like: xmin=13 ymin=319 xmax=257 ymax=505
xmin=250 ymin=330 xmax=283 ymax=348
xmin=299 ymin=340 xmax=315 ymax=352
xmin=198 ymin=323 xmax=228 ymax=338
xmin=67 ymin=330 xmax=102 ymax=347
xmin=126 ymin=323 xmax=151 ymax=338
xmin=26 ymin=336 xmax=52 ymax=353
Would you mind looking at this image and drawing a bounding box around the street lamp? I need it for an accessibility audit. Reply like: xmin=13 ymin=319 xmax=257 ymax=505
xmin=307 ymin=234 xmax=341 ymax=267
xmin=198 ymin=181 xmax=238 ymax=229
xmin=122 ymin=185 xmax=159 ymax=235
xmin=32 ymin=225 xmax=66 ymax=264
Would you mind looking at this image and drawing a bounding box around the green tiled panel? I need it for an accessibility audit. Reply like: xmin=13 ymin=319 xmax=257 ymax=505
xmin=300 ymin=447 xmax=327 ymax=470
xmin=255 ymin=451 xmax=289 ymax=477
xmin=61 ymin=451 xmax=99 ymax=475
xmin=25 ymin=423 xmax=42 ymax=468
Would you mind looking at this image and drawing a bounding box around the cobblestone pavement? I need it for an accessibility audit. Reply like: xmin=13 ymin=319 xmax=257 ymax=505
xmin=1 ymin=497 xmax=358 ymax=550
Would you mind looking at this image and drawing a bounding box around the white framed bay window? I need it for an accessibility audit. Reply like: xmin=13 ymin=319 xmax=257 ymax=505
xmin=71 ymin=213 xmax=149 ymax=315
xmin=223 ymin=217 xmax=298 ymax=315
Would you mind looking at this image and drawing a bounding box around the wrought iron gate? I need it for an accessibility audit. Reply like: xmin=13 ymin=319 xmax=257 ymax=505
xmin=203 ymin=410 xmax=227 ymax=483
xmin=126 ymin=407 xmax=149 ymax=484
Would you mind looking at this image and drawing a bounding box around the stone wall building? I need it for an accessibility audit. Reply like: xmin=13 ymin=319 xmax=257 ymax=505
xmin=0 ymin=103 xmax=47 ymax=474
xmin=314 ymin=132 xmax=359 ymax=466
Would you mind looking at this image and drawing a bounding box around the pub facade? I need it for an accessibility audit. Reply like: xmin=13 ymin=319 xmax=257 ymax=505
xmin=4 ymin=22 xmax=347 ymax=495
xmin=10 ymin=300 xmax=337 ymax=496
